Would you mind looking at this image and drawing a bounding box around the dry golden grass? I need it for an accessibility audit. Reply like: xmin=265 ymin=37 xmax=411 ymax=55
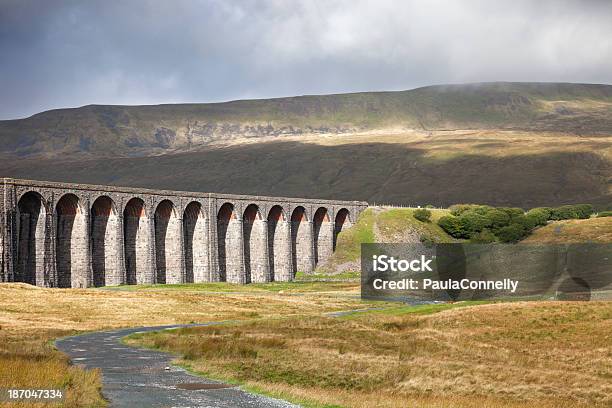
xmin=523 ymin=217 xmax=612 ymax=243
xmin=0 ymin=281 xmax=364 ymax=407
xmin=262 ymin=128 xmax=612 ymax=161
xmin=128 ymin=301 xmax=612 ymax=408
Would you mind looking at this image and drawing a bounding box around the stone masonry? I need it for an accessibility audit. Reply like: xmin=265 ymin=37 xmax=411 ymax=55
xmin=0 ymin=178 xmax=367 ymax=287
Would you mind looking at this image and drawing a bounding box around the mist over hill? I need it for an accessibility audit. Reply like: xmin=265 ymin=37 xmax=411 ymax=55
xmin=0 ymin=82 xmax=611 ymax=209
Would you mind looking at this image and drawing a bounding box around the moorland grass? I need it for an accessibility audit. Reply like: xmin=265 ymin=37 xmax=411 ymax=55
xmin=127 ymin=301 xmax=612 ymax=408
xmin=522 ymin=217 xmax=612 ymax=244
xmin=0 ymin=281 xmax=365 ymax=408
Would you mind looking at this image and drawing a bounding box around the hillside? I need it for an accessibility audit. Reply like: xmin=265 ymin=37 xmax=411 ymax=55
xmin=316 ymin=207 xmax=457 ymax=274
xmin=2 ymin=82 xmax=611 ymax=158
xmin=0 ymin=82 xmax=611 ymax=208
xmin=522 ymin=217 xmax=612 ymax=244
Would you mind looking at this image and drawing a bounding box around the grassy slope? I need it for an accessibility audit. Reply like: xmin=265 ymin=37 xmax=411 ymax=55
xmin=316 ymin=207 xmax=457 ymax=275
xmin=2 ymin=82 xmax=611 ymax=158
xmin=522 ymin=217 xmax=612 ymax=243
xmin=127 ymin=301 xmax=612 ymax=408
xmin=1 ymin=131 xmax=609 ymax=209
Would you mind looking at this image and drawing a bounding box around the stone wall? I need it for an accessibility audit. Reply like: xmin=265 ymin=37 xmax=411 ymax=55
xmin=0 ymin=178 xmax=367 ymax=287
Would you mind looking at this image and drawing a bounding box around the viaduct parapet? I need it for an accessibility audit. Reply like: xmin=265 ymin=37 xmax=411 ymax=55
xmin=0 ymin=178 xmax=367 ymax=287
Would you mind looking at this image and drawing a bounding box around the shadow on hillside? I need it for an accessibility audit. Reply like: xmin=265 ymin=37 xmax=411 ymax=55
xmin=0 ymin=141 xmax=609 ymax=209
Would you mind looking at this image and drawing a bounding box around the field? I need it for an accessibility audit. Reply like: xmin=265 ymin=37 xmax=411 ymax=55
xmin=126 ymin=300 xmax=612 ymax=408
xmin=0 ymin=281 xmax=366 ymax=407
xmin=1 ymin=281 xmax=610 ymax=408
xmin=1 ymin=207 xmax=611 ymax=407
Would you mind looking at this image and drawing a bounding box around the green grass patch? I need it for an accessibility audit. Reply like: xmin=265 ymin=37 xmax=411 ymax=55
xmin=99 ymin=281 xmax=358 ymax=293
xmin=338 ymin=301 xmax=490 ymax=319
xmin=295 ymin=271 xmax=360 ymax=281
xmin=376 ymin=208 xmax=455 ymax=243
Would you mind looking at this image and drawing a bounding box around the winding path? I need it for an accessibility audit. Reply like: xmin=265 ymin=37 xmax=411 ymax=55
xmin=55 ymin=324 xmax=298 ymax=408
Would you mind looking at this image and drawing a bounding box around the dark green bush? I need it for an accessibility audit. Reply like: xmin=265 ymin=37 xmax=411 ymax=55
xmin=438 ymin=216 xmax=469 ymax=239
xmin=449 ymin=204 xmax=480 ymax=216
xmin=526 ymin=208 xmax=551 ymax=226
xmin=574 ymin=204 xmax=594 ymax=219
xmin=549 ymin=204 xmax=593 ymax=220
xmin=499 ymin=207 xmax=525 ymax=221
xmin=513 ymin=214 xmax=537 ymax=231
xmin=413 ymin=208 xmax=432 ymax=222
xmin=596 ymin=211 xmax=612 ymax=218
xmin=459 ymin=212 xmax=492 ymax=236
xmin=483 ymin=208 xmax=511 ymax=231
xmin=496 ymin=223 xmax=527 ymax=243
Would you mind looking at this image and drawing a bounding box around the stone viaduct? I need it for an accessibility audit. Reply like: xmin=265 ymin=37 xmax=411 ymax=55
xmin=0 ymin=178 xmax=367 ymax=288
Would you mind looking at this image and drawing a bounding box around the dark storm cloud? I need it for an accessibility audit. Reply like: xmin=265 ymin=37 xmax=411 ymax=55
xmin=1 ymin=0 xmax=611 ymax=119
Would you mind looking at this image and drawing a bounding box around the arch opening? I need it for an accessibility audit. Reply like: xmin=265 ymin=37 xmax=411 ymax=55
xmin=267 ymin=205 xmax=289 ymax=282
xmin=313 ymin=207 xmax=332 ymax=267
xmin=291 ymin=206 xmax=313 ymax=275
xmin=123 ymin=198 xmax=151 ymax=284
xmin=16 ymin=192 xmax=46 ymax=286
xmin=243 ymin=204 xmax=267 ymax=283
xmin=334 ymin=208 xmax=352 ymax=251
xmin=154 ymin=200 xmax=181 ymax=284
xmin=91 ymin=196 xmax=120 ymax=287
xmin=217 ymin=203 xmax=241 ymax=283
xmin=55 ymin=194 xmax=87 ymax=288
xmin=183 ymin=201 xmax=209 ymax=283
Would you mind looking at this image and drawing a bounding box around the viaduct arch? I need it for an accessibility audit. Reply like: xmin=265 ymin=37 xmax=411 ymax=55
xmin=0 ymin=178 xmax=367 ymax=287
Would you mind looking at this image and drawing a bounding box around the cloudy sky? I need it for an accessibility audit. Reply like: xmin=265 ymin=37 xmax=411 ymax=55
xmin=1 ymin=0 xmax=611 ymax=119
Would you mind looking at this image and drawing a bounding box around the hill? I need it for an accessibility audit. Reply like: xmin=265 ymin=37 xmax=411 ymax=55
xmin=0 ymin=82 xmax=611 ymax=208
xmin=522 ymin=217 xmax=612 ymax=244
xmin=315 ymin=207 xmax=457 ymax=275
xmin=2 ymin=82 xmax=611 ymax=158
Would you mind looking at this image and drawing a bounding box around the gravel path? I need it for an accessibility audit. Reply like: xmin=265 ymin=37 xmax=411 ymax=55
xmin=55 ymin=324 xmax=299 ymax=408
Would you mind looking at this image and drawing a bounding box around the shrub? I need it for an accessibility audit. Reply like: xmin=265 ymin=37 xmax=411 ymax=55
xmin=574 ymin=204 xmax=594 ymax=219
xmin=438 ymin=216 xmax=469 ymax=239
xmin=513 ymin=214 xmax=537 ymax=231
xmin=459 ymin=211 xmax=492 ymax=236
xmin=550 ymin=206 xmax=575 ymax=220
xmin=496 ymin=223 xmax=527 ymax=243
xmin=483 ymin=208 xmax=511 ymax=231
xmin=549 ymin=204 xmax=593 ymax=220
xmin=413 ymin=208 xmax=432 ymax=222
xmin=470 ymin=229 xmax=497 ymax=243
xmin=499 ymin=207 xmax=525 ymax=221
xmin=526 ymin=208 xmax=551 ymax=226
xmin=449 ymin=204 xmax=480 ymax=216
xmin=596 ymin=211 xmax=612 ymax=218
